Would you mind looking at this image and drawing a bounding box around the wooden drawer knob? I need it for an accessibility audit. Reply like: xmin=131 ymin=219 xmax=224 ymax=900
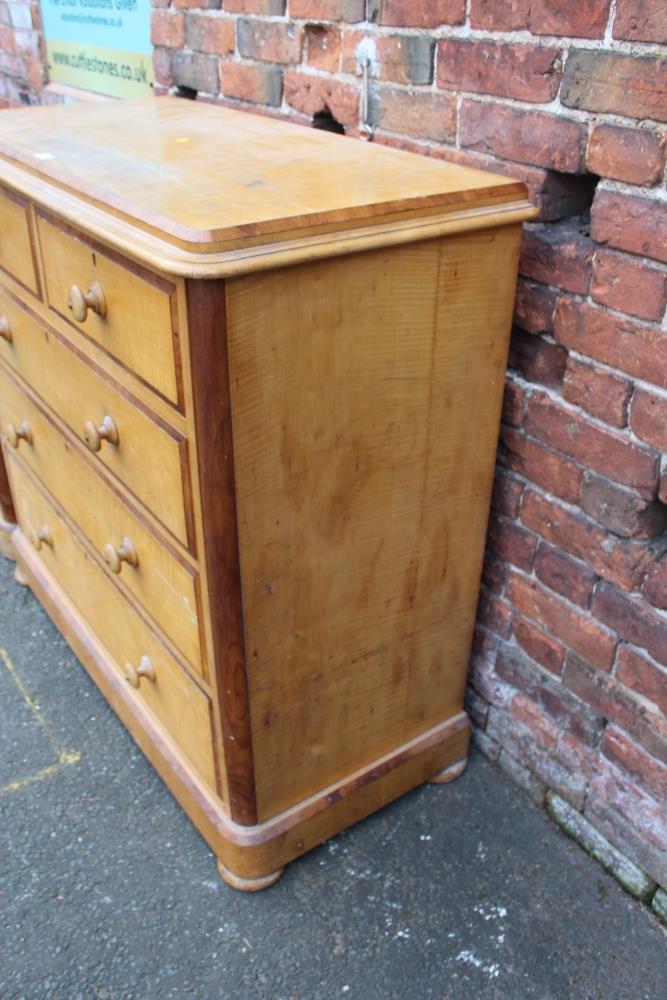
xmin=31 ymin=525 xmax=53 ymax=551
xmin=4 ymin=420 xmax=32 ymax=449
xmin=0 ymin=316 xmax=12 ymax=343
xmin=83 ymin=415 xmax=118 ymax=452
xmin=67 ymin=281 xmax=107 ymax=322
xmin=124 ymin=655 xmax=155 ymax=689
xmin=104 ymin=536 xmax=138 ymax=574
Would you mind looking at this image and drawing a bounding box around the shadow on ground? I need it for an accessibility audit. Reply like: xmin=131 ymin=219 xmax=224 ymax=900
xmin=1 ymin=556 xmax=665 ymax=999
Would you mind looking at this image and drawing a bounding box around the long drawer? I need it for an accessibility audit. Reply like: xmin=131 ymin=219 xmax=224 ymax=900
xmin=0 ymin=186 xmax=37 ymax=294
xmin=0 ymin=364 xmax=204 ymax=676
xmin=6 ymin=453 xmax=216 ymax=791
xmin=0 ymin=285 xmax=191 ymax=548
xmin=37 ymin=214 xmax=180 ymax=405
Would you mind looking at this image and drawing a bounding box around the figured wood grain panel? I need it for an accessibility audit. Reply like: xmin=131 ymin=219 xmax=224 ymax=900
xmin=226 ymin=228 xmax=522 ymax=820
xmin=0 ymin=364 xmax=204 ymax=675
xmin=7 ymin=455 xmax=216 ymax=790
xmin=0 ymin=291 xmax=190 ymax=547
xmin=186 ymin=279 xmax=257 ymax=826
xmin=0 ymin=186 xmax=37 ymax=293
xmin=37 ymin=214 xmax=180 ymax=405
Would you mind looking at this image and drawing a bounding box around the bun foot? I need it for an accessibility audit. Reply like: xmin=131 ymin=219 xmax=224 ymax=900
xmin=14 ymin=562 xmax=29 ymax=587
xmin=217 ymin=860 xmax=284 ymax=892
xmin=429 ymin=757 xmax=468 ymax=785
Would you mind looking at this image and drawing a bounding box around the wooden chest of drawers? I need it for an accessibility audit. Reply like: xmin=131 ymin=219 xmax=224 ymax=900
xmin=0 ymin=98 xmax=534 ymax=889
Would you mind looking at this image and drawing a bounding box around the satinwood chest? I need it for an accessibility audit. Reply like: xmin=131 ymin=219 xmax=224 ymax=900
xmin=0 ymin=98 xmax=534 ymax=888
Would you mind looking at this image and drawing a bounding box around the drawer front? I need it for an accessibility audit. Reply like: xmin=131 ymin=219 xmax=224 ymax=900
xmin=0 ymin=365 xmax=203 ymax=674
xmin=0 ymin=187 xmax=37 ymax=294
xmin=7 ymin=455 xmax=216 ymax=790
xmin=0 ymin=289 xmax=190 ymax=547
xmin=37 ymin=214 xmax=180 ymax=405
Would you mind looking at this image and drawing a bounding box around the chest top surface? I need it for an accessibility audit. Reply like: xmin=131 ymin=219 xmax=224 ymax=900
xmin=0 ymin=97 xmax=530 ymax=261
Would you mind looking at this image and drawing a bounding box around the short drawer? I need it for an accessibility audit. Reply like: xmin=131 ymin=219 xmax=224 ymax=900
xmin=37 ymin=214 xmax=180 ymax=405
xmin=7 ymin=455 xmax=216 ymax=791
xmin=0 ymin=290 xmax=191 ymax=548
xmin=0 ymin=365 xmax=204 ymax=675
xmin=0 ymin=187 xmax=37 ymax=294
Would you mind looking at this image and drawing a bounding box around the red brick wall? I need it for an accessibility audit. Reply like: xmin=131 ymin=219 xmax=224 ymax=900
xmin=1 ymin=2 xmax=666 ymax=894
xmin=0 ymin=0 xmax=45 ymax=105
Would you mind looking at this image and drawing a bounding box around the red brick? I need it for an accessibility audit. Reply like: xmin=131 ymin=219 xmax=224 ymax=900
xmin=224 ymin=0 xmax=285 ymax=11
xmin=613 ymin=0 xmax=667 ymax=43
xmin=562 ymin=50 xmax=667 ymax=123
xmin=521 ymin=490 xmax=655 ymax=593
xmin=592 ymin=190 xmax=667 ymax=267
xmin=580 ymin=473 xmax=667 ymax=540
xmin=520 ymin=223 xmax=593 ymax=295
xmin=562 ymin=357 xmax=631 ymax=430
xmin=185 ymin=13 xmax=234 ymax=55
xmin=591 ymin=251 xmax=667 ymax=324
xmin=565 ymin=654 xmax=667 ymax=764
xmin=477 ymin=587 xmax=513 ymax=639
xmin=465 ymin=685 xmax=489 ymax=728
xmin=342 ymin=32 xmax=434 ymax=85
xmin=514 ymin=280 xmax=557 ymax=335
xmin=587 ymin=124 xmax=666 ymax=187
xmin=617 ymin=645 xmax=667 ymax=717
xmin=290 ymin=0 xmax=365 ymax=19
xmin=499 ymin=427 xmax=583 ymax=504
xmin=482 ymin=552 xmax=507 ymax=595
xmin=488 ymin=513 xmax=537 ymax=571
xmin=368 ymin=87 xmax=456 ymax=142
xmin=509 ymin=694 xmax=560 ymax=750
xmin=602 ymin=727 xmax=667 ymax=802
xmin=220 ymin=61 xmax=283 ymax=106
xmin=472 ymin=624 xmax=498 ymax=663
xmin=471 ymin=0 xmax=611 ymax=37
xmin=153 ymin=47 xmax=173 ymax=88
xmin=438 ymin=40 xmax=562 ymax=103
xmin=592 ymin=584 xmax=667 ymax=666
xmin=491 ymin=470 xmax=524 ymax=519
xmin=661 ymin=471 xmax=667 ymax=506
xmin=305 ymin=25 xmax=341 ymax=73
xmin=508 ymin=330 xmax=567 ymax=387
xmin=497 ymin=647 xmax=603 ymax=744
xmin=554 ymin=297 xmax=667 ymax=390
xmin=514 ymin=616 xmax=565 ymax=676
xmin=643 ymin=554 xmax=667 ymax=612
xmin=501 ymin=380 xmax=527 ymax=428
xmin=369 ymin=0 xmax=465 ymax=26
xmin=283 ymin=71 xmax=358 ymax=125
xmin=629 ymin=389 xmax=667 ymax=452
xmin=441 ymin=146 xmax=598 ymax=223
xmin=237 ymin=20 xmax=302 ymax=64
xmin=587 ymin=772 xmax=667 ymax=861
xmin=469 ymin=655 xmax=514 ymax=707
xmin=535 ymin=542 xmax=595 ymax=608
xmin=526 ymin=393 xmax=659 ymax=497
xmin=172 ymin=50 xmax=219 ymax=94
xmin=151 ymin=11 xmax=185 ymax=48
xmin=509 ymin=572 xmax=617 ymax=670
xmin=460 ymin=101 xmax=584 ymax=173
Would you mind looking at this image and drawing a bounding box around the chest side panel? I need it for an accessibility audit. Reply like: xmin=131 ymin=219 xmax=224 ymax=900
xmin=226 ymin=227 xmax=522 ymax=821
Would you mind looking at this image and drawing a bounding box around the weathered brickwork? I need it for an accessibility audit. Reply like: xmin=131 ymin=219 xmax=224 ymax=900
xmin=0 ymin=2 xmax=665 ymax=905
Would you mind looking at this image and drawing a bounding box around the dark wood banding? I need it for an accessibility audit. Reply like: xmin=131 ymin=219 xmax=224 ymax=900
xmin=186 ymin=278 xmax=257 ymax=826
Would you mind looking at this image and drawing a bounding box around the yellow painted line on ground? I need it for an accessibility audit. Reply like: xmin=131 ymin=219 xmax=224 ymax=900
xmin=0 ymin=644 xmax=81 ymax=795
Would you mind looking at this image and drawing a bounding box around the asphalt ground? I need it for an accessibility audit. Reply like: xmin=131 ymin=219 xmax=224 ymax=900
xmin=1 ymin=554 xmax=666 ymax=1000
